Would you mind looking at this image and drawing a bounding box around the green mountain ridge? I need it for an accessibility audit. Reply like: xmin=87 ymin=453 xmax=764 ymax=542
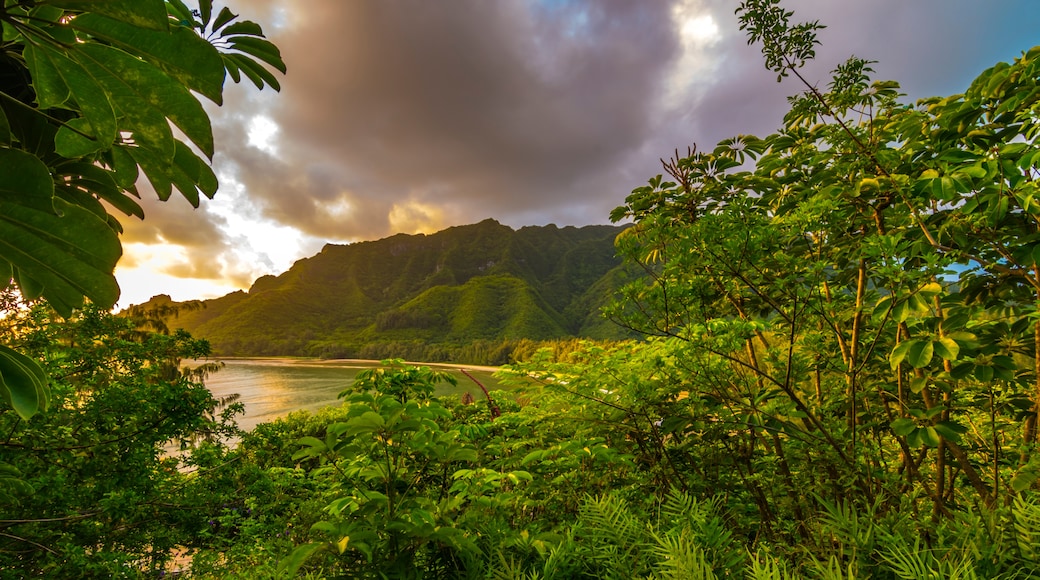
xmin=140 ymin=219 xmax=633 ymax=359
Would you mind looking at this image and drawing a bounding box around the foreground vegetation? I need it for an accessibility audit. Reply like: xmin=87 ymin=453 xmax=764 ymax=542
xmin=4 ymin=0 xmax=1040 ymax=577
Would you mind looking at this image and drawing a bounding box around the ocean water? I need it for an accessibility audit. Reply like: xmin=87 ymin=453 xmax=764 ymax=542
xmin=192 ymin=358 xmax=507 ymax=432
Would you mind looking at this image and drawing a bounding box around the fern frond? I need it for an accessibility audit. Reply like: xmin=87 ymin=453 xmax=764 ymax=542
xmin=657 ymin=489 xmax=743 ymax=574
xmin=1011 ymin=494 xmax=1040 ymax=567
xmin=878 ymin=536 xmax=979 ymax=580
xmin=806 ymin=554 xmax=857 ymax=580
xmin=650 ymin=529 xmax=717 ymax=580
xmin=579 ymin=493 xmax=652 ymax=551
xmin=746 ymin=548 xmax=794 ymax=580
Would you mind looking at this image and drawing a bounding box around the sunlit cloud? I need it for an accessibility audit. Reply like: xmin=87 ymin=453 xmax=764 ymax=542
xmin=664 ymin=1 xmax=723 ymax=109
xmin=389 ymin=200 xmax=448 ymax=235
xmin=247 ymin=115 xmax=280 ymax=155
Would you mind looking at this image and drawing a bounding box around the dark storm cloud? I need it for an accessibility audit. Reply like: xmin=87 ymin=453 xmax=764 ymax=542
xmin=228 ymin=0 xmax=684 ymax=238
xmin=128 ymin=0 xmax=1039 ymax=295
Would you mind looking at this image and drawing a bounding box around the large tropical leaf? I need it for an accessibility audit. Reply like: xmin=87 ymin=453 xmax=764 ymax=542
xmin=71 ymin=13 xmax=225 ymax=104
xmin=71 ymin=42 xmax=214 ymax=159
xmin=0 ymin=149 xmax=121 ymax=316
xmin=23 ymin=44 xmax=118 ymax=156
xmin=0 ymin=344 xmax=49 ymax=420
xmin=47 ymin=0 xmax=169 ymax=31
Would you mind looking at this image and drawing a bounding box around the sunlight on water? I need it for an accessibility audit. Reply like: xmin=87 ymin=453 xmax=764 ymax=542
xmin=193 ymin=358 xmax=507 ymax=432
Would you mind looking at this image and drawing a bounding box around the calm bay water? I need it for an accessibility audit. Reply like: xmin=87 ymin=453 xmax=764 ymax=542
xmin=193 ymin=358 xmax=506 ymax=432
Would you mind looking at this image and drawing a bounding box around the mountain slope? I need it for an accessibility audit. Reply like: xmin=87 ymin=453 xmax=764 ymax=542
xmin=140 ymin=219 xmax=632 ymax=358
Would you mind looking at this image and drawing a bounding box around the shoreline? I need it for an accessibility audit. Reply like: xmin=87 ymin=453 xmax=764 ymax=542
xmin=188 ymin=356 xmax=503 ymax=375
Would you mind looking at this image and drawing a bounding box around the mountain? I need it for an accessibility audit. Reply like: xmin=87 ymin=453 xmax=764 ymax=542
xmin=140 ymin=219 xmax=634 ymax=361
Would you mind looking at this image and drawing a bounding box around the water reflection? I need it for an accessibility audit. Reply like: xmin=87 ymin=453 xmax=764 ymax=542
xmin=195 ymin=359 xmax=505 ymax=433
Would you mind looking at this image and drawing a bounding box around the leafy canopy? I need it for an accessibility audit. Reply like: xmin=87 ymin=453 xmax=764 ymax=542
xmin=0 ymin=0 xmax=284 ymax=419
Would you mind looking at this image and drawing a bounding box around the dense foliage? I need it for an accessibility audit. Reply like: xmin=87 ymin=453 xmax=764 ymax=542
xmin=182 ymin=350 xmax=1040 ymax=579
xmin=143 ymin=220 xmax=633 ymax=359
xmin=0 ymin=0 xmax=283 ymax=419
xmin=0 ymin=297 xmax=241 ymax=576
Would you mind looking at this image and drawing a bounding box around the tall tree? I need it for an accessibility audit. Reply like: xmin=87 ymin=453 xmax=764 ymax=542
xmin=604 ymin=0 xmax=1040 ymax=520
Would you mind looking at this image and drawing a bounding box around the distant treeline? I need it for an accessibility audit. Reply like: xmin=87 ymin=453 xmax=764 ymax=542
xmin=308 ymin=337 xmax=610 ymax=366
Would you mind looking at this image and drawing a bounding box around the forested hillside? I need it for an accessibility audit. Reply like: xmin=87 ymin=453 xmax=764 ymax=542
xmin=139 ymin=219 xmax=632 ymax=360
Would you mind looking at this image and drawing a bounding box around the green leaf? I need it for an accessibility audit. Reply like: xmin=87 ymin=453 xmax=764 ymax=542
xmin=55 ymin=178 xmax=107 ymax=220
xmin=891 ymin=417 xmax=916 ymax=437
xmin=891 ymin=298 xmax=910 ymax=323
xmin=212 ymin=7 xmax=238 ymax=32
xmin=55 ymin=118 xmax=104 ymax=157
xmin=59 ymin=162 xmax=143 ymax=219
xmin=918 ymin=282 xmax=942 ymax=298
xmin=222 ymin=54 xmax=242 ymax=84
xmin=199 ymin=0 xmax=213 ymax=27
xmin=954 ymin=164 xmax=988 ymax=179
xmin=906 ymin=426 xmax=941 ymax=448
xmin=975 ymin=365 xmax=994 ymax=382
xmin=224 ymin=52 xmax=280 ymax=91
xmin=350 ymin=411 xmax=386 ymax=430
xmin=166 ymin=0 xmax=194 ymax=25
xmin=109 ymin=146 xmax=139 ymax=189
xmin=279 ymin=542 xmax=325 ymax=576
xmin=0 ymin=344 xmax=49 ymax=420
xmin=0 ymin=462 xmax=34 ymax=502
xmin=72 ymin=43 xmax=213 ymax=159
xmin=951 ymin=362 xmax=974 ymax=380
xmin=23 ymin=44 xmax=70 ymax=109
xmin=907 ymin=340 xmax=934 ymax=368
xmin=920 ymin=426 xmax=940 ymax=447
xmin=1011 ymin=470 xmax=1038 ymax=493
xmin=128 ymin=139 xmax=216 ymax=206
xmin=71 ymin=13 xmax=225 ymax=105
xmin=26 ymin=44 xmax=118 ymax=152
xmin=932 ymin=337 xmax=960 ymax=361
xmin=906 ymin=293 xmax=932 ymax=316
xmin=934 ymin=420 xmax=966 ymax=443
xmin=946 ymin=331 xmax=979 ymax=350
xmin=228 ymin=35 xmax=286 ymax=74
xmin=521 ymin=450 xmax=545 ymax=465
xmin=890 ymin=340 xmax=913 ymax=370
xmin=0 ymin=147 xmax=55 ymax=214
xmin=14 ymin=269 xmax=44 ymax=301
xmin=219 ymin=20 xmax=263 ymax=37
xmin=298 ymin=436 xmax=325 ymax=449
xmin=909 ymin=376 xmax=928 ymax=394
xmin=0 ymin=197 xmax=121 ymax=316
xmin=50 ymin=0 xmax=169 ymax=31
xmin=510 ymin=470 xmax=534 ymax=481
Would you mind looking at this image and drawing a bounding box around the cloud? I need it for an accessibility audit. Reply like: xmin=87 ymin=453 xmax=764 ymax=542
xmin=225 ymin=0 xmax=689 ymax=236
xmin=115 ymin=0 xmax=1040 ymax=303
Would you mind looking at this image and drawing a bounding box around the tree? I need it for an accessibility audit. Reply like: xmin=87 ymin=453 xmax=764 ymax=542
xmin=602 ymin=0 xmax=1040 ymax=522
xmin=0 ymin=296 xmax=242 ymax=574
xmin=0 ymin=0 xmax=284 ymax=419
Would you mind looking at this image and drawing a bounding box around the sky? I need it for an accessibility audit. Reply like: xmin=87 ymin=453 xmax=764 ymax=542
xmin=113 ymin=0 xmax=1040 ymax=307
